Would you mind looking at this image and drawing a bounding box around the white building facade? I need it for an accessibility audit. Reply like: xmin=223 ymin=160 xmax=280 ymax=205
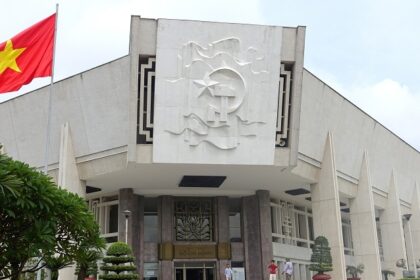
xmin=1 ymin=17 xmax=420 ymax=280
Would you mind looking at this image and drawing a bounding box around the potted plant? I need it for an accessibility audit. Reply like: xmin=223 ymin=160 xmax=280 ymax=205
xmin=346 ymin=264 xmax=364 ymax=280
xmin=396 ymin=258 xmax=407 ymax=269
xmin=309 ymin=236 xmax=333 ymax=280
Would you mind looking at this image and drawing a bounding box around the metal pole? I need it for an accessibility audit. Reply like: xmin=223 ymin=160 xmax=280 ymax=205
xmin=123 ymin=210 xmax=131 ymax=243
xmin=43 ymin=3 xmax=59 ymax=174
xmin=125 ymin=215 xmax=128 ymax=243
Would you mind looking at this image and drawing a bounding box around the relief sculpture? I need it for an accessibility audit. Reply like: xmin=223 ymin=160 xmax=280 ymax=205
xmin=165 ymin=37 xmax=268 ymax=150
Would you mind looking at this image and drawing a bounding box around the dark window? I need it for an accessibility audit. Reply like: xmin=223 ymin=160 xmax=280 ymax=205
xmin=109 ymin=204 xmax=119 ymax=233
xmin=144 ymin=198 xmax=158 ymax=242
xmin=229 ymin=198 xmax=242 ymax=242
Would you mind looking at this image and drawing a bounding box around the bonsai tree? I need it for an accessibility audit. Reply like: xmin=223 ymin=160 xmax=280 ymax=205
xmin=99 ymin=242 xmax=139 ymax=280
xmin=381 ymin=269 xmax=395 ymax=280
xmin=396 ymin=258 xmax=407 ymax=269
xmin=346 ymin=264 xmax=364 ymax=280
xmin=309 ymin=236 xmax=333 ymax=280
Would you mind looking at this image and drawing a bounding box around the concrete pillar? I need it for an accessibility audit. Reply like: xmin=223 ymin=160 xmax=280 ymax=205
xmin=289 ymin=26 xmax=306 ymax=166
xmin=118 ymin=189 xmax=141 ymax=273
xmin=311 ymin=132 xmax=346 ymax=280
xmin=403 ymin=216 xmax=416 ymax=276
xmin=380 ymin=172 xmax=407 ymax=279
xmin=217 ymin=197 xmax=230 ymax=280
xmin=410 ymin=183 xmax=420 ymax=275
xmin=243 ymin=195 xmax=264 ymax=279
xmin=257 ymin=190 xmax=274 ymax=276
xmin=138 ymin=196 xmax=145 ymax=279
xmin=243 ymin=191 xmax=273 ymax=280
xmin=349 ymin=152 xmax=382 ymax=280
xmin=159 ymin=196 xmax=173 ymax=280
xmin=57 ymin=122 xmax=84 ymax=280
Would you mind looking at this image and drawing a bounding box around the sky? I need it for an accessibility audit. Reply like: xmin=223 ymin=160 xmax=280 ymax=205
xmin=1 ymin=0 xmax=419 ymax=150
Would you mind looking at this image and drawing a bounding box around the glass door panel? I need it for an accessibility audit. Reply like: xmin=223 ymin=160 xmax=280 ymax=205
xmin=174 ymin=262 xmax=215 ymax=280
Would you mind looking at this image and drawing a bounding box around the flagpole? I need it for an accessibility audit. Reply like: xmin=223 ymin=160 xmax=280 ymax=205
xmin=43 ymin=3 xmax=59 ymax=174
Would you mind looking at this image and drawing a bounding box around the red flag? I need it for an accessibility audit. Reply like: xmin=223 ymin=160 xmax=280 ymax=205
xmin=0 ymin=14 xmax=55 ymax=94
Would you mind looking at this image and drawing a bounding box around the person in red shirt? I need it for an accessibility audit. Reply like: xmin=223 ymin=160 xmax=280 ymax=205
xmin=268 ymin=260 xmax=278 ymax=280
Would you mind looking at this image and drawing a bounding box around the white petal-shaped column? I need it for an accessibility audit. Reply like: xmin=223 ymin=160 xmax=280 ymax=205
xmin=58 ymin=122 xmax=85 ymax=196
xmin=57 ymin=122 xmax=84 ymax=279
xmin=349 ymin=152 xmax=382 ymax=280
xmin=311 ymin=132 xmax=346 ymax=280
xmin=380 ymin=171 xmax=407 ymax=279
xmin=409 ymin=183 xmax=420 ymax=273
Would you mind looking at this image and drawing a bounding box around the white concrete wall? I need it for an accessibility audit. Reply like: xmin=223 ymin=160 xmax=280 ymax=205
xmin=299 ymin=69 xmax=420 ymax=202
xmin=273 ymin=243 xmax=311 ymax=261
xmin=128 ymin=18 xmax=306 ymax=167
xmin=0 ymin=56 xmax=130 ymax=168
xmin=153 ymin=19 xmax=282 ymax=165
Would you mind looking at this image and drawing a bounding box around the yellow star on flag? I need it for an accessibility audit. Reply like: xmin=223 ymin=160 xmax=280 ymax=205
xmin=0 ymin=40 xmax=26 ymax=75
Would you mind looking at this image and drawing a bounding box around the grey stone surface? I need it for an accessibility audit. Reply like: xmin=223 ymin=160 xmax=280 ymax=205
xmin=216 ymin=197 xmax=229 ymax=279
xmin=217 ymin=196 xmax=229 ymax=243
xmin=257 ymin=190 xmax=273 ymax=277
xmin=159 ymin=196 xmax=174 ymax=279
xmin=137 ymin=195 xmax=144 ymax=278
xmin=144 ymin=242 xmax=158 ymax=262
xmin=242 ymin=195 xmax=263 ymax=279
xmin=231 ymin=242 xmax=244 ymax=261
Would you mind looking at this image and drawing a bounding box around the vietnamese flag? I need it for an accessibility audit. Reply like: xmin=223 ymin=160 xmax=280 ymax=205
xmin=0 ymin=14 xmax=55 ymax=94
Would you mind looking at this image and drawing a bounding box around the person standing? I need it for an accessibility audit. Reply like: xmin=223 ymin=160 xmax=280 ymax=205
xmin=281 ymin=258 xmax=293 ymax=280
xmin=268 ymin=260 xmax=278 ymax=280
xmin=224 ymin=263 xmax=233 ymax=280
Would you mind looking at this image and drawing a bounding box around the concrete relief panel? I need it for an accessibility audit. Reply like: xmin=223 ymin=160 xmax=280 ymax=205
xmin=153 ymin=19 xmax=282 ymax=164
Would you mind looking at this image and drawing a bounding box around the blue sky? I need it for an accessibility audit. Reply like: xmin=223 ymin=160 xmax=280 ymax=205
xmin=1 ymin=0 xmax=419 ymax=150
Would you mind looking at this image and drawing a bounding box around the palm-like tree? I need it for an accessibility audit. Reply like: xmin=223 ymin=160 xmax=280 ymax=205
xmin=44 ymin=256 xmax=73 ymax=280
xmin=382 ymin=269 xmax=395 ymax=280
xmin=75 ymin=249 xmax=103 ymax=280
xmin=346 ymin=264 xmax=364 ymax=278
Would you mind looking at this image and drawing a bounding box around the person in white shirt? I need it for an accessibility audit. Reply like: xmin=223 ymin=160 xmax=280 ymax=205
xmin=281 ymin=259 xmax=293 ymax=280
xmin=224 ymin=263 xmax=233 ymax=280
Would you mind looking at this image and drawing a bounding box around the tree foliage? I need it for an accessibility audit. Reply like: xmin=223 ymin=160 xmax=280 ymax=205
xmin=0 ymin=153 xmax=104 ymax=280
xmin=309 ymin=236 xmax=333 ymax=273
xmin=100 ymin=242 xmax=139 ymax=280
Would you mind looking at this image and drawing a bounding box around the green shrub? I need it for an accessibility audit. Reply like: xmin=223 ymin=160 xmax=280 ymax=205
xmin=102 ymin=256 xmax=135 ymax=264
xmin=107 ymin=242 xmax=133 ymax=256
xmin=99 ymin=242 xmax=139 ymax=280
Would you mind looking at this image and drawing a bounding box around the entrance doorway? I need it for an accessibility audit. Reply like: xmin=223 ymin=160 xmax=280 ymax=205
xmin=175 ymin=262 xmax=216 ymax=280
